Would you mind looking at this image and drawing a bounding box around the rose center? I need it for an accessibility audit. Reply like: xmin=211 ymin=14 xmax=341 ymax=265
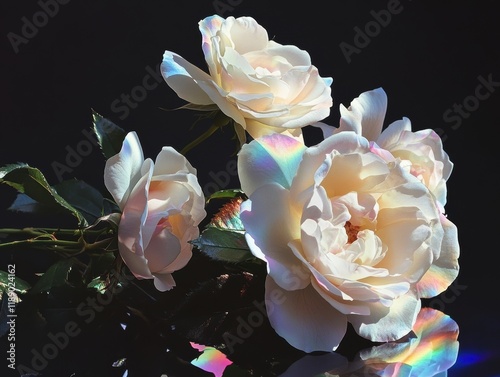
xmin=345 ymin=221 xmax=360 ymax=244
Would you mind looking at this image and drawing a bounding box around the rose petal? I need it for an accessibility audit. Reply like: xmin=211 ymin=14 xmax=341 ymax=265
xmin=240 ymin=184 xmax=309 ymax=290
xmin=117 ymin=159 xmax=154 ymax=258
xmin=144 ymin=226 xmax=182 ymax=273
xmin=237 ymin=133 xmax=306 ymax=196
xmin=376 ymin=117 xmax=412 ymax=147
xmin=417 ymin=214 xmax=460 ymax=298
xmin=104 ymin=131 xmax=145 ymax=209
xmin=160 ymin=51 xmax=215 ymax=105
xmin=348 ymin=289 xmax=421 ymax=342
xmin=153 ymin=147 xmax=196 ymax=175
xmin=265 ymin=276 xmax=347 ymax=352
xmin=335 ymin=87 xmax=387 ymax=142
xmin=153 ymin=273 xmax=177 ymax=292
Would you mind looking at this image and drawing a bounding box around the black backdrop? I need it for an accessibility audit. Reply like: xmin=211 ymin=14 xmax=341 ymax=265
xmin=1 ymin=1 xmax=499 ymax=376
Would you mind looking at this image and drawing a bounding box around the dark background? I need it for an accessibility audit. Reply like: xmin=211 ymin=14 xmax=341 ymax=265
xmin=1 ymin=1 xmax=499 ymax=376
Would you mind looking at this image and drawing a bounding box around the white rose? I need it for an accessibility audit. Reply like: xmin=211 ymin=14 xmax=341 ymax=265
xmin=328 ymin=88 xmax=460 ymax=297
xmin=104 ymin=131 xmax=206 ymax=291
xmin=238 ymin=132 xmax=459 ymax=352
xmin=161 ymin=15 xmax=333 ymax=142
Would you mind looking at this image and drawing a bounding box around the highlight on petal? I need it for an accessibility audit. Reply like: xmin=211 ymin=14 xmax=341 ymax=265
xmin=104 ymin=131 xmax=145 ymax=209
xmin=160 ymin=51 xmax=214 ymax=105
xmin=237 ymin=133 xmax=306 ymax=196
xmin=337 ymin=87 xmax=388 ymax=141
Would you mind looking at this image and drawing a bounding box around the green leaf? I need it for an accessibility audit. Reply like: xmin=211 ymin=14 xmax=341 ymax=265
xmin=92 ymin=109 xmax=127 ymax=159
xmin=54 ymin=179 xmax=108 ymax=225
xmin=0 ymin=270 xmax=31 ymax=294
xmin=206 ymin=189 xmax=246 ymax=204
xmin=29 ymin=258 xmax=76 ymax=294
xmin=191 ymin=227 xmax=253 ymax=263
xmin=0 ymin=163 xmax=87 ymax=227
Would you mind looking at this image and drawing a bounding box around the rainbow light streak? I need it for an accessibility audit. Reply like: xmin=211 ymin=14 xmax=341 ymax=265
xmin=402 ymin=308 xmax=459 ymax=372
xmin=417 ymin=265 xmax=456 ymax=298
xmin=190 ymin=342 xmax=233 ymax=377
xmin=359 ymin=308 xmax=459 ymax=376
xmin=250 ymin=134 xmax=305 ymax=189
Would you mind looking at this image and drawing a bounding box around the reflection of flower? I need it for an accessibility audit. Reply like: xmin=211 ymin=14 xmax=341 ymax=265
xmin=353 ymin=308 xmax=460 ymax=376
xmin=238 ymin=130 xmax=460 ymax=352
xmin=104 ymin=131 xmax=206 ymax=291
xmin=161 ymin=15 xmax=333 ymax=143
xmin=279 ymin=308 xmax=459 ymax=377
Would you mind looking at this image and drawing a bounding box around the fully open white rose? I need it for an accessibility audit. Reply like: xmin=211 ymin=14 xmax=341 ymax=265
xmin=238 ymin=132 xmax=459 ymax=352
xmin=104 ymin=131 xmax=206 ymax=291
xmin=327 ymin=88 xmax=460 ymax=297
xmin=161 ymin=15 xmax=333 ymax=142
